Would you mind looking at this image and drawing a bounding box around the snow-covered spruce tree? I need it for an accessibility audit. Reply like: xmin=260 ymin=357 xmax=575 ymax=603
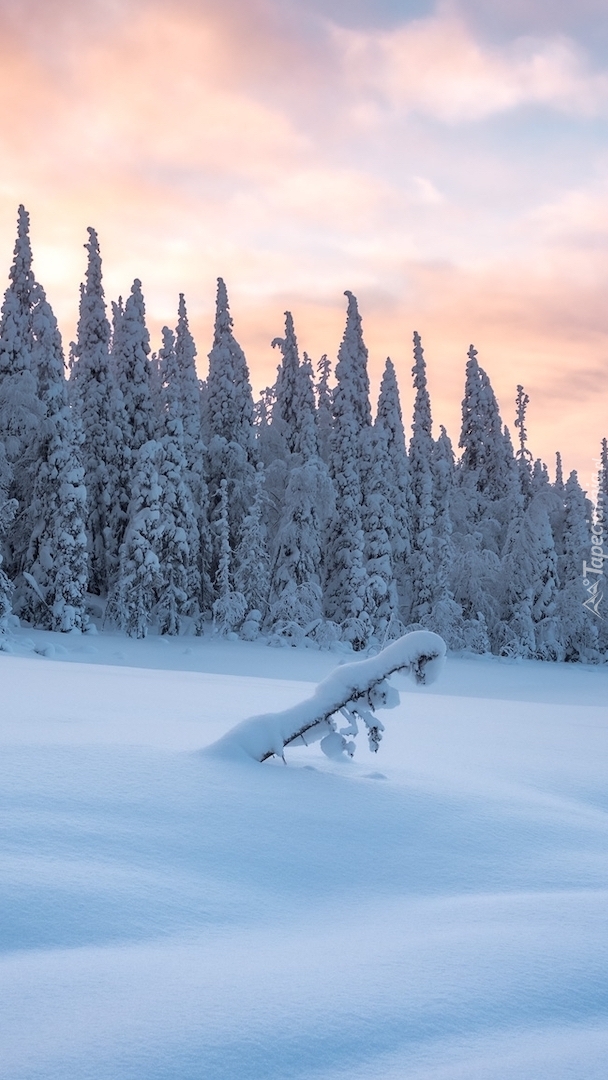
xmin=205 ymin=279 xmax=256 ymax=583
xmin=531 ymin=458 xmax=551 ymax=497
xmin=19 ymin=286 xmax=89 ymax=631
xmin=596 ymin=439 xmax=608 ymax=656
xmin=112 ymin=279 xmax=156 ymax=453
xmin=340 ymin=291 xmax=372 ymax=432
xmin=269 ymin=333 xmax=335 ymax=644
xmin=0 ymin=206 xmax=44 ymax=576
xmin=262 ymin=311 xmax=304 ymax=545
xmin=553 ymin=470 xmax=599 ymax=661
xmin=205 ymin=277 xmax=256 ymax=457
xmin=69 ymin=227 xmax=129 ymax=595
xmin=212 ymin=478 xmax=246 ymax=635
xmin=554 ymin=451 xmax=564 ymax=495
xmin=158 ymin=317 xmax=210 ymax=614
xmin=272 ymin=311 xmax=301 ymax=456
xmin=269 ymin=455 xmax=334 ymax=645
xmin=422 ymin=425 xmax=467 ymax=649
xmin=324 ymin=293 xmax=372 ymax=649
xmin=407 ymin=332 xmax=435 ymax=623
xmin=155 ymin=326 xmax=203 ymax=634
xmin=0 ymin=442 xmax=17 ymax=642
xmin=514 ymin=383 xmax=533 ymax=503
xmin=315 ymin=353 xmax=332 ymax=465
xmin=108 ymin=279 xmax=160 ymax=617
xmin=375 ymin=357 xmax=412 ymax=617
xmin=173 ymin=293 xmax=211 ymax=603
xmin=110 ymin=440 xmax=164 ymax=638
xmin=498 ymin=495 xmax=560 ymax=659
xmin=359 ymin=420 xmax=400 ymax=641
xmin=454 ymin=346 xmax=520 ymax=555
xmin=234 ymin=462 xmax=271 ymax=637
xmin=0 ymin=205 xmax=38 ymax=435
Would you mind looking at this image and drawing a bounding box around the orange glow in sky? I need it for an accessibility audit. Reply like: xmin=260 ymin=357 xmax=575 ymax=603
xmin=0 ymin=0 xmax=607 ymax=482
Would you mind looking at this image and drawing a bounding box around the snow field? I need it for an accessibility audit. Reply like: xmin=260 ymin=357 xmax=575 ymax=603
xmin=2 ymin=637 xmax=608 ymax=1079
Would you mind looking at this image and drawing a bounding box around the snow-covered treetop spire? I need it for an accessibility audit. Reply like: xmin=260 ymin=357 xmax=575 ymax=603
xmin=554 ymin=450 xmax=564 ymax=492
xmin=113 ymin=278 xmax=155 ymax=451
xmin=315 ymin=352 xmax=332 ymax=464
xmin=213 ymin=277 xmax=231 ymax=341
xmin=10 ymin=205 xmax=35 ymax=304
xmin=174 ymin=292 xmax=203 ymax=457
xmin=159 ymin=324 xmax=180 ymax=425
xmin=176 ymin=293 xmax=196 ymax=370
xmin=293 ymin=351 xmax=319 ymax=461
xmin=32 ymin=283 xmax=67 ymax=404
xmin=336 ymin=291 xmax=371 ymax=431
xmin=0 ymin=204 xmax=38 ymax=381
xmin=272 ymin=311 xmax=301 ymax=453
xmin=376 ymin=357 xmax=407 ymax=454
xmin=71 ymin=227 xmax=111 ymax=370
xmin=514 ymin=384 xmax=532 ymax=463
xmin=412 ymin=331 xmax=432 ymax=442
xmin=459 ymin=344 xmax=481 ymax=468
xmin=599 ymin=437 xmax=608 ymax=502
xmin=207 ymin=277 xmax=255 ymax=454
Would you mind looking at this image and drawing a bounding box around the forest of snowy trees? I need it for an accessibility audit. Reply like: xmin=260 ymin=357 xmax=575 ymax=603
xmin=0 ymin=206 xmax=606 ymax=661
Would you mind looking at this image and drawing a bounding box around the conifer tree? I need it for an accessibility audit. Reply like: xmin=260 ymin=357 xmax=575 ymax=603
xmin=408 ymin=332 xmax=435 ymax=622
xmin=456 ymin=346 xmax=519 ymax=553
xmin=292 ymin=353 xmax=319 ymax=462
xmin=172 ymin=295 xmax=203 ymax=464
xmin=109 ymin=440 xmax=164 ymax=638
xmin=599 ymin=438 xmax=608 ymax=505
xmin=234 ymin=462 xmax=271 ymax=625
xmin=514 ymin=383 xmax=533 ymax=501
xmin=424 ymin=426 xmax=465 ymax=647
xmin=113 ymin=279 xmax=156 ymax=453
xmin=0 ymin=206 xmax=44 ymax=576
xmin=324 ymin=293 xmax=372 ymax=649
xmin=269 ymin=329 xmax=333 ymax=639
xmin=598 ymin=438 xmax=608 ymax=651
xmin=359 ymin=421 xmax=399 ymax=639
xmin=375 ymin=357 xmax=412 ymax=614
xmin=205 ymin=280 xmax=256 ymax=580
xmin=20 ymin=286 xmax=88 ymax=631
xmin=554 ymin=471 xmax=599 ymax=660
xmin=205 ymin=278 xmax=255 ymax=457
xmin=554 ymin=451 xmax=564 ymax=494
xmin=272 ymin=311 xmax=301 ymax=456
xmin=340 ymin=291 xmax=371 ymax=433
xmin=212 ymin=478 xmax=246 ymax=634
xmin=155 ymin=326 xmax=203 ymax=633
xmin=69 ymin=227 xmax=128 ymax=594
xmin=499 ymin=496 xmax=560 ymax=658
xmin=167 ymin=299 xmax=211 ymax=610
xmin=0 ymin=442 xmax=16 ymax=641
xmin=315 ymin=353 xmax=332 ymax=465
xmin=0 ymin=205 xmax=37 ymax=398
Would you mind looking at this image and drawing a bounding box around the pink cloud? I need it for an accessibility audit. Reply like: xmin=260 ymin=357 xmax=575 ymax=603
xmin=0 ymin=0 xmax=604 ymax=483
xmin=334 ymin=11 xmax=608 ymax=122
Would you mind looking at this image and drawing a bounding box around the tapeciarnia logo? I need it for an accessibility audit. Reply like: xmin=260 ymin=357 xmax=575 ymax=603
xmin=583 ymin=458 xmax=605 ymax=620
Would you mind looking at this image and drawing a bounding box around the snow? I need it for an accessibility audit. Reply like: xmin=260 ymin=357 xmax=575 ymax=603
xmin=2 ymin=629 xmax=608 ymax=1079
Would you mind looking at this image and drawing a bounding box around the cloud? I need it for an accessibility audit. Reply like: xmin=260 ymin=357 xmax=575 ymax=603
xmin=334 ymin=11 xmax=608 ymax=121
xmin=0 ymin=0 xmax=605 ymax=482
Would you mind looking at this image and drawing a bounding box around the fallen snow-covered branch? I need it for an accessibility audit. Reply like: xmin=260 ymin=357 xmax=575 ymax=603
xmin=206 ymin=630 xmax=446 ymax=762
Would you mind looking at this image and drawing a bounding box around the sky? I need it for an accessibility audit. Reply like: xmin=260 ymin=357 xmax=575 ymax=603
xmin=0 ymin=0 xmax=607 ymax=481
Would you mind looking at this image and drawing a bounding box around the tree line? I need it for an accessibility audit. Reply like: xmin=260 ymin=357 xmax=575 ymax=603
xmin=0 ymin=206 xmax=606 ymax=660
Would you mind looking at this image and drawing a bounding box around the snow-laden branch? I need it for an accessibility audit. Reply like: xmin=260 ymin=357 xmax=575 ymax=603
xmin=206 ymin=630 xmax=446 ymax=763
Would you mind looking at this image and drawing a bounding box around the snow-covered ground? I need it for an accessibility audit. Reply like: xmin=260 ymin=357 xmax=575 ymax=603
xmin=2 ymin=628 xmax=608 ymax=1079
